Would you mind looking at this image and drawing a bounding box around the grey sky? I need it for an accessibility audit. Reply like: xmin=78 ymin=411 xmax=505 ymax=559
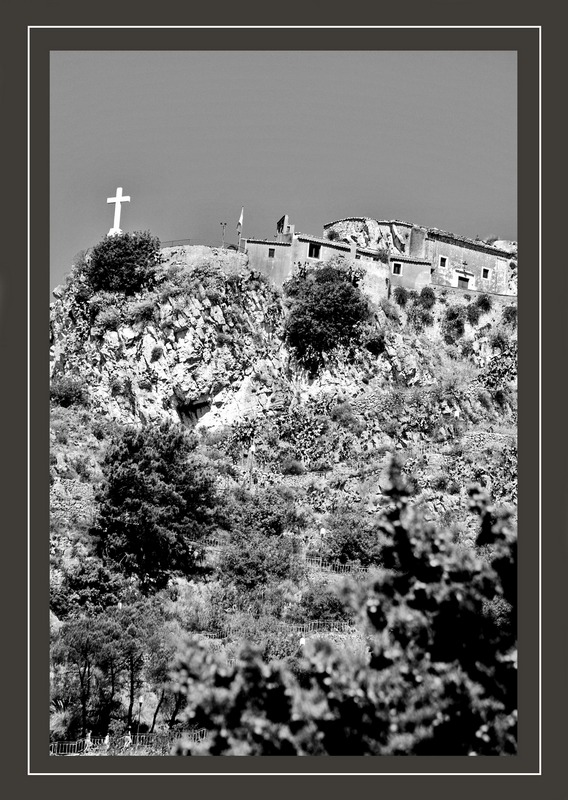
xmin=50 ymin=50 xmax=516 ymax=291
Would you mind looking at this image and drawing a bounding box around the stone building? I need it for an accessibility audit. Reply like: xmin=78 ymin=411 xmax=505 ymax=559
xmin=245 ymin=215 xmax=391 ymax=303
xmin=244 ymin=214 xmax=515 ymax=301
xmin=324 ymin=217 xmax=514 ymax=296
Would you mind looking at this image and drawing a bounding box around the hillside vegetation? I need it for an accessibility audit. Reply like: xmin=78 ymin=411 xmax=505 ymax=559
xmin=49 ymin=235 xmax=517 ymax=755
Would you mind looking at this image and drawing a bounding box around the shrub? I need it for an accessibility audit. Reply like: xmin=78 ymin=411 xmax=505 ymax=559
xmin=83 ymin=231 xmax=161 ymax=295
xmin=466 ymin=303 xmax=481 ymax=326
xmin=477 ymin=389 xmax=492 ymax=411
xmin=283 ymin=261 xmax=370 ymax=370
xmin=442 ymin=305 xmax=466 ymax=343
xmin=330 ymin=401 xmax=363 ymax=433
xmin=492 ymin=387 xmax=510 ymax=409
xmin=216 ymin=332 xmax=232 ymax=346
xmin=150 ymin=345 xmax=164 ymax=362
xmin=219 ymin=532 xmax=303 ymax=591
xmin=490 ymin=329 xmax=508 ymax=350
xmin=407 ymin=303 xmax=434 ymax=331
xmin=393 ymin=286 xmax=409 ymax=307
xmin=431 ymin=474 xmax=448 ymax=492
xmin=419 ymin=286 xmax=436 ymax=309
xmin=50 ymin=376 xmax=88 ymax=408
xmin=125 ymin=298 xmax=157 ymax=325
xmin=460 ymin=339 xmax=475 ymax=358
xmin=281 ymin=458 xmax=305 ymax=476
xmin=475 ymin=293 xmax=493 ymax=313
xmin=379 ymin=298 xmax=400 ymax=323
xmin=502 ymin=306 xmax=517 ymax=327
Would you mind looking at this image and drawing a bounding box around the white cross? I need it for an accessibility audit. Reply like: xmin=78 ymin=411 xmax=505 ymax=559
xmin=107 ymin=186 xmax=130 ymax=235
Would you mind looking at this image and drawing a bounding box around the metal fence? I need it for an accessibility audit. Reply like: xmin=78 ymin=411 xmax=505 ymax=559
xmin=305 ymin=555 xmax=369 ymax=575
xmin=49 ymin=729 xmax=208 ymax=756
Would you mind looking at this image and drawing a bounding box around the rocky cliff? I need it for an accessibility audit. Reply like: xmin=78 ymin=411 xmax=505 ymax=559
xmin=50 ymin=246 xmax=517 ymax=545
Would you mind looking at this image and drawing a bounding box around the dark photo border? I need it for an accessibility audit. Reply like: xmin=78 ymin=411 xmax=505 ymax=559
xmin=5 ymin=5 xmax=560 ymax=797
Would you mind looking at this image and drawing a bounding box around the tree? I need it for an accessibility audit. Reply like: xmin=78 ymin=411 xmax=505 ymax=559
xmin=93 ymin=421 xmax=221 ymax=592
xmin=83 ymin=230 xmax=161 ymax=295
xmin=283 ymin=259 xmax=369 ymax=370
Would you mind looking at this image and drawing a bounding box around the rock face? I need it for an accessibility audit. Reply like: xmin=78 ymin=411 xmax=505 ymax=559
xmin=50 ymin=245 xmax=517 ymax=439
xmin=324 ymin=218 xmax=402 ymax=255
xmin=50 ymin=250 xmax=290 ymax=428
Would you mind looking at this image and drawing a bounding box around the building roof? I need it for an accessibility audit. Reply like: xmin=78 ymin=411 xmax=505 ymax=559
xmin=246 ymin=232 xmax=381 ymax=258
xmin=389 ymin=254 xmax=431 ymax=265
xmin=245 ymin=238 xmax=291 ymax=246
xmin=426 ymin=227 xmax=512 ymax=256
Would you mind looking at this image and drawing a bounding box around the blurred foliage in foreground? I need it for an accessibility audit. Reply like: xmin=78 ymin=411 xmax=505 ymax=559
xmin=173 ymin=469 xmax=516 ymax=756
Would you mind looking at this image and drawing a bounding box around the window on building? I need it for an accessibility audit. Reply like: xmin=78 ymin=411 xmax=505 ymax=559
xmin=482 ymin=267 xmax=490 ymax=279
xmin=308 ymin=242 xmax=321 ymax=259
xmin=355 ymin=255 xmax=361 ymax=260
xmin=268 ymin=248 xmax=275 ymax=259
xmin=439 ymin=256 xmax=447 ymax=268
xmin=392 ymin=263 xmax=402 ymax=275
xmin=430 ymin=268 xmax=435 ymax=275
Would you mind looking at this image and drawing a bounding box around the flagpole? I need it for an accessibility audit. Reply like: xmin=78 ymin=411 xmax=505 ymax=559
xmin=237 ymin=207 xmax=244 ymax=250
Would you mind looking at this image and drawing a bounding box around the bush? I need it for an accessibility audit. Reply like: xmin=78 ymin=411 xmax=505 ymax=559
xmin=492 ymin=387 xmax=510 ymax=409
xmin=330 ymin=401 xmax=363 ymax=433
xmin=125 ymin=298 xmax=157 ymax=325
xmin=490 ymin=329 xmax=509 ymax=350
xmin=283 ymin=261 xmax=369 ymax=370
xmin=419 ymin=287 xmax=436 ymax=310
xmin=150 ymin=345 xmax=163 ymax=362
xmin=51 ymin=376 xmax=88 ymax=408
xmin=393 ymin=286 xmax=409 ymax=307
xmin=466 ymin=303 xmax=481 ymax=326
xmin=219 ymin=532 xmax=304 ymax=591
xmin=379 ymin=298 xmax=400 ymax=323
xmin=407 ymin=303 xmax=434 ymax=331
xmin=477 ymin=389 xmax=492 ymax=411
xmin=431 ymin=474 xmax=448 ymax=492
xmin=502 ymin=306 xmax=517 ymax=327
xmin=83 ymin=231 xmax=161 ymax=295
xmin=442 ymin=305 xmax=466 ymax=343
xmin=475 ymin=293 xmax=493 ymax=313
xmin=281 ymin=458 xmax=305 ymax=476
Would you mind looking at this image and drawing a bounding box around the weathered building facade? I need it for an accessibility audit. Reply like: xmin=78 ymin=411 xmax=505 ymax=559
xmin=245 ymin=215 xmax=390 ymax=302
xmin=324 ymin=217 xmax=514 ymax=296
xmin=244 ymin=214 xmax=515 ymax=301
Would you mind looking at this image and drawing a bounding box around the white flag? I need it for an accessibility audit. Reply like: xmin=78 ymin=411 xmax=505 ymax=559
xmin=237 ymin=207 xmax=244 ymax=231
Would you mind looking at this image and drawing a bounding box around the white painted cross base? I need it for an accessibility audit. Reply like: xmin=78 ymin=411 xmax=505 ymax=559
xmin=108 ymin=227 xmax=123 ymax=237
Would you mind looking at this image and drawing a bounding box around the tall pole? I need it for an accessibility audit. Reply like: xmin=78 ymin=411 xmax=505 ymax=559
xmin=220 ymin=222 xmax=227 ymax=249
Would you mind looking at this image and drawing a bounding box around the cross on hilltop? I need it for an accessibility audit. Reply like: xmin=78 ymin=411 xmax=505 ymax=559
xmin=107 ymin=186 xmax=130 ymax=236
